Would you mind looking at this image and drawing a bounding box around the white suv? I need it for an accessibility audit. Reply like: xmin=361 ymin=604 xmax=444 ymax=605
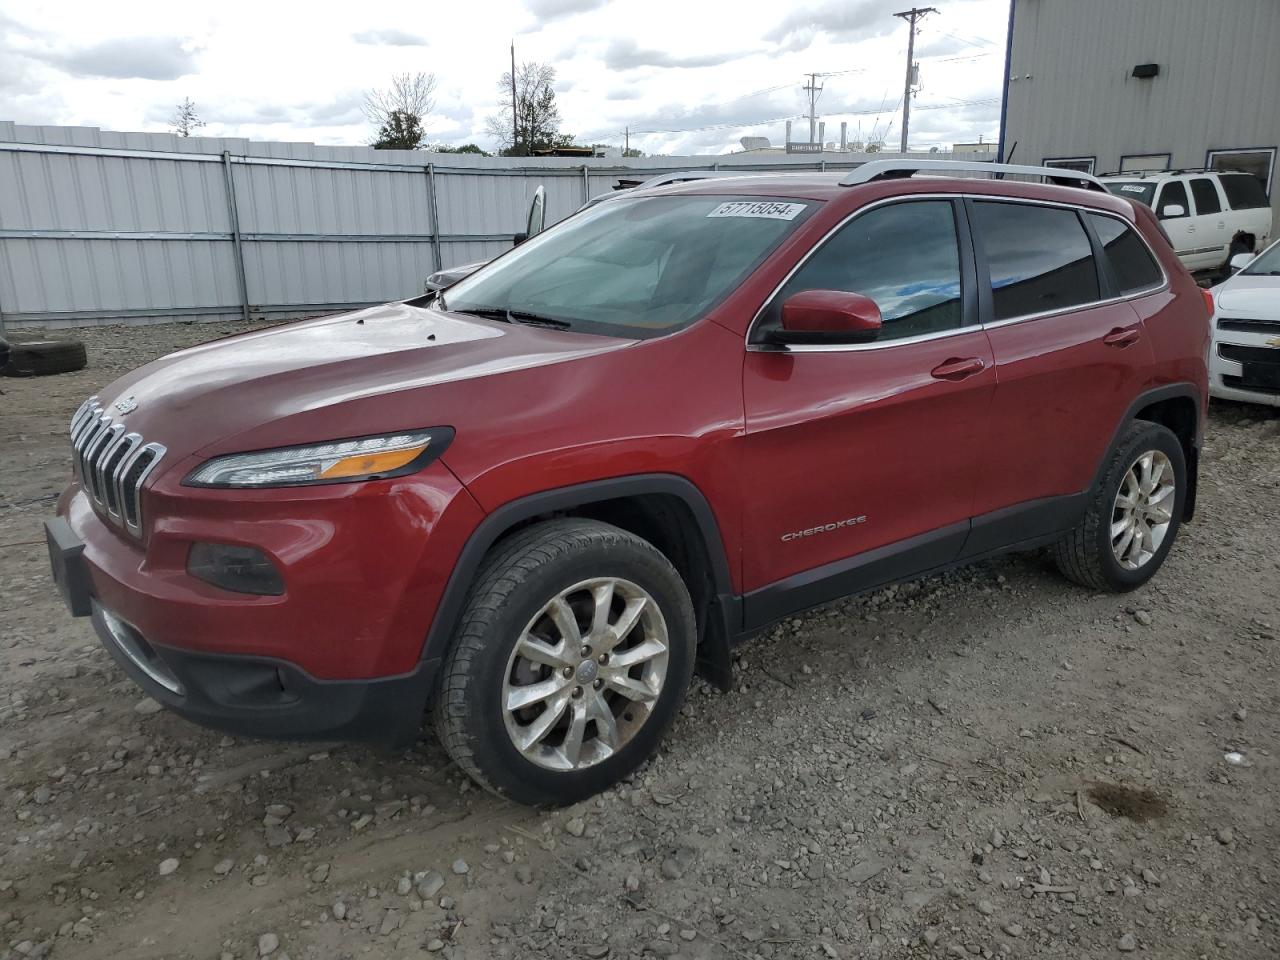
xmin=1100 ymin=170 xmax=1272 ymax=274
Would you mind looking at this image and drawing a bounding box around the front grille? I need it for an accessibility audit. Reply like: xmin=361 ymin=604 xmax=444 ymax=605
xmin=1222 ymin=375 xmax=1280 ymax=397
xmin=1217 ymin=316 xmax=1280 ymax=334
xmin=1219 ymin=343 xmax=1280 ymax=366
xmin=69 ymin=397 xmax=166 ymax=538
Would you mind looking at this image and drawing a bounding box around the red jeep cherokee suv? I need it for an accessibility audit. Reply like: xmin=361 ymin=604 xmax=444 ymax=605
xmin=46 ymin=161 xmax=1209 ymax=806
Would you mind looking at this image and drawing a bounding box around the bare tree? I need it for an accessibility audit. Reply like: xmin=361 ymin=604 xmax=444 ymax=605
xmin=485 ymin=61 xmax=573 ymax=156
xmin=170 ymin=98 xmax=206 ymax=138
xmin=365 ymin=72 xmax=437 ymax=150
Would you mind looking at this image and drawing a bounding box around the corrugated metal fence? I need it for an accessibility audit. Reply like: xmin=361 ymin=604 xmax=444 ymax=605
xmin=0 ymin=122 xmax=963 ymax=330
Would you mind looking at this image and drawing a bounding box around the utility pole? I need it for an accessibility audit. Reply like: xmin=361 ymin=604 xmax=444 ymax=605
xmin=894 ymin=7 xmax=936 ymax=154
xmin=802 ymin=72 xmax=823 ymax=145
xmin=510 ymin=40 xmax=519 ymax=155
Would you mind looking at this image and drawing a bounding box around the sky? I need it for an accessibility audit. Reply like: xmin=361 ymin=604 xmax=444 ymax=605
xmin=0 ymin=0 xmax=1010 ymax=156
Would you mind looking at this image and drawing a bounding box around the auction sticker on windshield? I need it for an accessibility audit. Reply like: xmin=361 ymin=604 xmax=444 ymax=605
xmin=706 ymin=200 xmax=807 ymax=220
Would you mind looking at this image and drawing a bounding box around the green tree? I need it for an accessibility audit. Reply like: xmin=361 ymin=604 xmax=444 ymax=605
xmin=373 ymin=110 xmax=425 ymax=150
xmin=365 ymin=72 xmax=437 ymax=150
xmin=428 ymin=143 xmax=491 ymax=155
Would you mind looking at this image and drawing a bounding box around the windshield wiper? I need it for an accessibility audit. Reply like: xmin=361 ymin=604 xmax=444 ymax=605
xmin=448 ymin=304 xmax=572 ymax=329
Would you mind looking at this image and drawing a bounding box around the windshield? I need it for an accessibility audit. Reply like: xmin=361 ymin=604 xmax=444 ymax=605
xmin=1241 ymin=240 xmax=1280 ymax=276
xmin=1105 ymin=181 xmax=1157 ymax=206
xmin=439 ymin=195 xmax=816 ymax=337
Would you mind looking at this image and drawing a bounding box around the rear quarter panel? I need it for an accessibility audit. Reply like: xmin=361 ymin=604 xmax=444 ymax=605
xmin=1129 ymin=203 xmax=1211 ymax=432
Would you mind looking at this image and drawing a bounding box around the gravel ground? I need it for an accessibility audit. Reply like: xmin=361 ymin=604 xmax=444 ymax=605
xmin=2 ymin=320 xmax=1279 ymax=960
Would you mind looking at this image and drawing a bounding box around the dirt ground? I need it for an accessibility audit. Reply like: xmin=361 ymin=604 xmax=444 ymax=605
xmin=1 ymin=321 xmax=1278 ymax=960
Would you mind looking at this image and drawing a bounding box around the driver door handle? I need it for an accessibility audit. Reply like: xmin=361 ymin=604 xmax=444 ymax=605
xmin=930 ymin=357 xmax=987 ymax=381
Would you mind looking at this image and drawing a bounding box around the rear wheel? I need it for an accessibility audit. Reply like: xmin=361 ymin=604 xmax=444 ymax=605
xmin=434 ymin=518 xmax=696 ymax=806
xmin=1053 ymin=421 xmax=1186 ymax=592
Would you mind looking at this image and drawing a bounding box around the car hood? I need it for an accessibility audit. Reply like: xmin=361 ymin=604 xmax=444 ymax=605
xmin=1215 ymin=275 xmax=1280 ymax=316
xmin=96 ymin=300 xmax=634 ymax=462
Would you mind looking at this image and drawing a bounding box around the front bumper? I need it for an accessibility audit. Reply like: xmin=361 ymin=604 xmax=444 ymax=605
xmin=48 ymin=514 xmax=438 ymax=744
xmin=1209 ymin=328 xmax=1280 ymax=407
xmin=47 ymin=460 xmax=486 ymax=743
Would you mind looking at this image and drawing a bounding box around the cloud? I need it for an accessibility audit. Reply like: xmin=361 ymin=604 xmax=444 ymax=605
xmin=602 ymin=38 xmax=760 ymax=71
xmin=525 ymin=0 xmax=609 ymax=22
xmin=351 ymin=28 xmax=428 ymax=46
xmin=765 ymin=0 xmax=898 ymax=52
xmin=310 ymin=94 xmax=366 ymax=125
xmin=39 ymin=36 xmax=197 ymax=81
xmin=605 ymin=87 xmax=642 ymax=101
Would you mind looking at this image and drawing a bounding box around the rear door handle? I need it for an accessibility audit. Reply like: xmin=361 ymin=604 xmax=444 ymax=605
xmin=1103 ymin=326 xmax=1141 ymax=348
xmin=930 ymin=356 xmax=987 ymax=380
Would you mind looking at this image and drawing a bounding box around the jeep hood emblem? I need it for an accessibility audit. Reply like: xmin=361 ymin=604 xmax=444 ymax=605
xmin=114 ymin=396 xmax=139 ymax=415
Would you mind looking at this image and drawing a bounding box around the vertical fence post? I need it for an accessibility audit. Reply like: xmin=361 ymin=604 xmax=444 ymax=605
xmin=426 ymin=163 xmax=443 ymax=273
xmin=221 ymin=151 xmax=251 ymax=322
xmin=581 ymin=164 xmax=590 ymax=205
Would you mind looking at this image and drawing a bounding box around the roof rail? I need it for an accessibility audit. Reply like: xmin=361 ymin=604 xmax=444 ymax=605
xmin=839 ymin=159 xmax=1108 ymax=193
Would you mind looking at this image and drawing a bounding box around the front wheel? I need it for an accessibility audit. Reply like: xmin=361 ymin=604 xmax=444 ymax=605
xmin=1053 ymin=421 xmax=1187 ymax=592
xmin=434 ymin=518 xmax=696 ymax=806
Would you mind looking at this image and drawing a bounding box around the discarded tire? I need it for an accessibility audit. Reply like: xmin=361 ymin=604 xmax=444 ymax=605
xmin=0 ymin=337 xmax=88 ymax=377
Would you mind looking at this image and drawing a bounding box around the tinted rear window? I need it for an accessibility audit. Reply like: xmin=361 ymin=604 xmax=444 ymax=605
xmin=1220 ymin=173 xmax=1269 ymax=209
xmin=1087 ymin=214 xmax=1163 ymax=294
xmin=972 ymin=202 xmax=1100 ymax=321
xmin=1190 ymin=178 xmax=1222 ymax=215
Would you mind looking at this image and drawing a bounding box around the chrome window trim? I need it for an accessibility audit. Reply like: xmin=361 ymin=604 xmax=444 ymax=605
xmin=744 ymin=193 xmax=1169 ymax=354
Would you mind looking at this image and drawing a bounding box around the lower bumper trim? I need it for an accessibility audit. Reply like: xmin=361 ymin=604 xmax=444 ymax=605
xmin=90 ymin=601 xmax=437 ymax=746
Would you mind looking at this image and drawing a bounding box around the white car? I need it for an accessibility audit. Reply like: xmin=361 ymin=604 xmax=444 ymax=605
xmin=1209 ymin=239 xmax=1280 ymax=407
xmin=1101 ymin=170 xmax=1272 ymax=275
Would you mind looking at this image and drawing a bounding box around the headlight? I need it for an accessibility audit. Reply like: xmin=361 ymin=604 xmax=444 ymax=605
xmin=184 ymin=428 xmax=453 ymax=488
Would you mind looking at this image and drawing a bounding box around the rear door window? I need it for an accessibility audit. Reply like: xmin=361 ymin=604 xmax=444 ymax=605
xmin=1087 ymin=214 xmax=1163 ymax=294
xmin=1219 ymin=173 xmax=1269 ymax=209
xmin=971 ymin=201 xmax=1100 ymax=321
xmin=1189 ymin=178 xmax=1222 ymax=215
xmin=1155 ymin=181 xmax=1190 ymax=219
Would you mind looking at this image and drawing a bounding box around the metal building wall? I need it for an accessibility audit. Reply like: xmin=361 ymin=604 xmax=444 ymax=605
xmin=0 ymin=121 xmax=969 ymax=329
xmin=1002 ymin=0 xmax=1280 ymax=222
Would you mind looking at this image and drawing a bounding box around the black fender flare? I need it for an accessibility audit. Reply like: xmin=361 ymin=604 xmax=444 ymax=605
xmin=1094 ymin=383 xmax=1202 ymax=519
xmin=420 ymin=474 xmax=739 ymax=684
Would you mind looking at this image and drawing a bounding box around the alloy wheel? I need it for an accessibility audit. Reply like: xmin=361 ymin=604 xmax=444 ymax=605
xmin=501 ymin=577 xmax=669 ymax=771
xmin=1110 ymin=449 xmax=1176 ymax=571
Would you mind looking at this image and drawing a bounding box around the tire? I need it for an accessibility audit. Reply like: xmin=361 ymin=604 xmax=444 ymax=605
xmin=434 ymin=518 xmax=696 ymax=806
xmin=1053 ymin=421 xmax=1186 ymax=592
xmin=1 ymin=337 xmax=88 ymax=377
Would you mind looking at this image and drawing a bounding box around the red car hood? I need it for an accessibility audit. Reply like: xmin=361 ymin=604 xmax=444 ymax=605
xmin=94 ymin=301 xmax=634 ymax=463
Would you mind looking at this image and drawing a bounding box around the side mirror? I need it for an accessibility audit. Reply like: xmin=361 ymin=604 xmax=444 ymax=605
xmin=1159 ymin=203 xmax=1186 ymax=219
xmin=766 ymin=290 xmax=883 ymax=346
xmin=526 ymin=185 xmax=546 ymax=238
xmin=1229 ymin=252 xmax=1254 ymax=272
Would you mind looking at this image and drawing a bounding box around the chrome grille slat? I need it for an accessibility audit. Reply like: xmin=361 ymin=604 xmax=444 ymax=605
xmin=68 ymin=397 xmax=165 ymax=538
xmin=83 ymin=420 xmax=119 ymax=502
